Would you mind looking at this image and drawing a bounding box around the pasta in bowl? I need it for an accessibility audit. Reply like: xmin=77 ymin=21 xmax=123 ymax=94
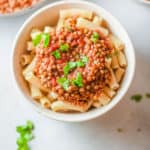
xmin=12 ymin=1 xmax=135 ymax=122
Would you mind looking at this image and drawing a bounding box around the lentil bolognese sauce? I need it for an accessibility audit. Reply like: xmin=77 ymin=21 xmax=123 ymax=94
xmin=21 ymin=9 xmax=127 ymax=112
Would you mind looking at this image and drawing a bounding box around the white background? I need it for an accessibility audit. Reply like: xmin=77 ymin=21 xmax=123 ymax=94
xmin=0 ymin=0 xmax=150 ymax=149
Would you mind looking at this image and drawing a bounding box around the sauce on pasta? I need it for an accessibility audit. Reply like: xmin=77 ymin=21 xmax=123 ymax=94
xmin=34 ymin=17 xmax=112 ymax=107
xmin=21 ymin=9 xmax=127 ymax=112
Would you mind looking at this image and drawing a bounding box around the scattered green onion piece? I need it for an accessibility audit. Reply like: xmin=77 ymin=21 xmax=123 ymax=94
xmin=52 ymin=50 xmax=61 ymax=59
xmin=17 ymin=143 xmax=29 ymax=150
xmin=145 ymin=93 xmax=150 ymax=98
xmin=24 ymin=133 xmax=34 ymax=141
xmin=72 ymin=72 xmax=83 ymax=87
xmin=32 ymin=34 xmax=42 ymax=46
xmin=60 ymin=43 xmax=69 ymax=52
xmin=63 ymin=56 xmax=88 ymax=76
xmin=64 ymin=62 xmax=77 ymax=76
xmin=57 ymin=77 xmax=70 ymax=90
xmin=26 ymin=120 xmax=34 ymax=130
xmin=32 ymin=33 xmax=51 ymax=47
xmin=131 ymin=94 xmax=142 ymax=102
xmin=17 ymin=137 xmax=26 ymax=146
xmin=42 ymin=33 xmax=50 ymax=48
xmin=16 ymin=121 xmax=34 ymax=150
xmin=81 ymin=56 xmax=88 ymax=64
xmin=76 ymin=60 xmax=84 ymax=67
xmin=91 ymin=32 xmax=100 ymax=42
xmin=117 ymin=128 xmax=123 ymax=133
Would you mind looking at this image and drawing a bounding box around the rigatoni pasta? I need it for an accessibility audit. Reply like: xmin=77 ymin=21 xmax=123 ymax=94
xmin=93 ymin=16 xmax=103 ymax=26
xmin=40 ymin=97 xmax=51 ymax=109
xmin=60 ymin=8 xmax=93 ymax=19
xmin=76 ymin=17 xmax=109 ymax=36
xmin=20 ymin=54 xmax=32 ymax=66
xmin=29 ymin=84 xmax=43 ymax=99
xmin=21 ymin=8 xmax=127 ymax=113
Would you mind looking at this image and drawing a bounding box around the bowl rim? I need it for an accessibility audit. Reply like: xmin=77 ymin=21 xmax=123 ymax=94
xmin=11 ymin=0 xmax=136 ymax=122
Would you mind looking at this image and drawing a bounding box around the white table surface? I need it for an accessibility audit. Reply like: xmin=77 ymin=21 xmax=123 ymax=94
xmin=0 ymin=0 xmax=150 ymax=149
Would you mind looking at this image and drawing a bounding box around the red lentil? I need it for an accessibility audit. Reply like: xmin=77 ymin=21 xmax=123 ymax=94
xmin=34 ymin=17 xmax=113 ymax=105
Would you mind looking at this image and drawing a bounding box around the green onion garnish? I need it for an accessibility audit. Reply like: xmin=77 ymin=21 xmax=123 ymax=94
xmin=76 ymin=60 xmax=84 ymax=67
xmin=16 ymin=120 xmax=34 ymax=150
xmin=63 ymin=56 xmax=88 ymax=76
xmin=64 ymin=62 xmax=77 ymax=76
xmin=42 ymin=33 xmax=50 ymax=48
xmin=131 ymin=94 xmax=143 ymax=102
xmin=145 ymin=93 xmax=150 ymax=98
xmin=32 ymin=33 xmax=50 ymax=47
xmin=91 ymin=32 xmax=100 ymax=42
xmin=57 ymin=77 xmax=70 ymax=90
xmin=60 ymin=43 xmax=69 ymax=52
xmin=32 ymin=34 xmax=42 ymax=46
xmin=52 ymin=50 xmax=61 ymax=59
xmin=81 ymin=56 xmax=89 ymax=64
xmin=72 ymin=72 xmax=83 ymax=87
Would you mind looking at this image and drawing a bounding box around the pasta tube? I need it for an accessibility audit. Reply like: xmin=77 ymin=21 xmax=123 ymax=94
xmin=104 ymin=86 xmax=116 ymax=98
xmin=93 ymin=16 xmax=103 ymax=26
xmin=107 ymin=69 xmax=119 ymax=90
xmin=115 ymin=67 xmax=125 ymax=83
xmin=20 ymin=54 xmax=32 ymax=67
xmin=76 ymin=18 xmax=109 ymax=36
xmin=60 ymin=8 xmax=93 ymax=19
xmin=29 ymin=84 xmax=43 ymax=99
xmin=24 ymin=72 xmax=49 ymax=92
xmin=40 ymin=97 xmax=51 ymax=109
xmin=98 ymin=93 xmax=111 ymax=106
xmin=117 ymin=51 xmax=127 ymax=67
xmin=110 ymin=34 xmax=124 ymax=51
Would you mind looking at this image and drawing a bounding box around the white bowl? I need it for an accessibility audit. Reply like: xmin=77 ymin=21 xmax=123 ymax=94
xmin=11 ymin=1 xmax=136 ymax=122
xmin=0 ymin=0 xmax=46 ymax=18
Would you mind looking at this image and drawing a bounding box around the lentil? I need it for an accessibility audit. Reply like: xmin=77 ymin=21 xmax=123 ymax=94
xmin=34 ymin=17 xmax=113 ymax=104
xmin=0 ymin=0 xmax=40 ymax=14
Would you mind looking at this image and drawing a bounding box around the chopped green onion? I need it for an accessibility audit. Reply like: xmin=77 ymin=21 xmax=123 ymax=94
xmin=16 ymin=121 xmax=34 ymax=150
xmin=32 ymin=33 xmax=51 ymax=47
xmin=17 ymin=137 xmax=26 ymax=146
xmin=145 ymin=93 xmax=150 ymax=98
xmin=52 ymin=50 xmax=61 ymax=59
xmin=72 ymin=72 xmax=83 ymax=87
xmin=63 ymin=57 xmax=88 ymax=76
xmin=42 ymin=33 xmax=50 ymax=48
xmin=68 ymin=62 xmax=77 ymax=69
xmin=57 ymin=77 xmax=70 ymax=90
xmin=17 ymin=143 xmax=29 ymax=150
xmin=26 ymin=120 xmax=34 ymax=130
xmin=81 ymin=56 xmax=88 ymax=64
xmin=60 ymin=43 xmax=69 ymax=52
xmin=91 ymin=32 xmax=100 ymax=42
xmin=32 ymin=34 xmax=42 ymax=46
xmin=131 ymin=94 xmax=142 ymax=102
xmin=24 ymin=133 xmax=34 ymax=141
xmin=76 ymin=60 xmax=84 ymax=67
xmin=64 ymin=62 xmax=77 ymax=76
xmin=117 ymin=128 xmax=123 ymax=133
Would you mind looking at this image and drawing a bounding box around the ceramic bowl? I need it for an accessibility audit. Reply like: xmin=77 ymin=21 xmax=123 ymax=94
xmin=12 ymin=1 xmax=136 ymax=122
